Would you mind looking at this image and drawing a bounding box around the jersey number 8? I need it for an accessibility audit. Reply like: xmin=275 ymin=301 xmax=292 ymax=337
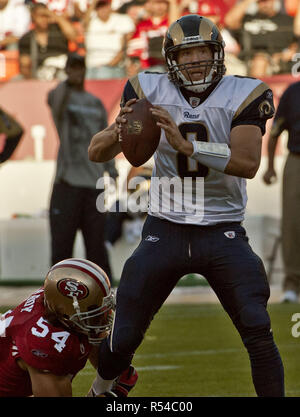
xmin=177 ymin=122 xmax=209 ymax=179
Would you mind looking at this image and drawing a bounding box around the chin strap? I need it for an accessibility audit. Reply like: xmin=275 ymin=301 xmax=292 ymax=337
xmin=169 ymin=45 xmax=223 ymax=93
xmin=183 ymin=81 xmax=211 ymax=93
xmin=179 ymin=65 xmax=215 ymax=93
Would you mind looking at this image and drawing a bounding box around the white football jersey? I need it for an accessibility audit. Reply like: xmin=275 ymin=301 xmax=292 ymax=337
xmin=128 ymin=72 xmax=271 ymax=225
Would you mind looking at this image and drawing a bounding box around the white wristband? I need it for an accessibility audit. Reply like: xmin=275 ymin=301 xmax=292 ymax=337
xmin=191 ymin=141 xmax=231 ymax=173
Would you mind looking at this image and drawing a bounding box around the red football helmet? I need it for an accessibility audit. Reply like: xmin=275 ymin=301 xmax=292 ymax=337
xmin=44 ymin=258 xmax=115 ymax=344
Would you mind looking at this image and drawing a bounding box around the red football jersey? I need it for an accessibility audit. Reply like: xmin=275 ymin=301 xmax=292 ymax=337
xmin=127 ymin=17 xmax=169 ymax=69
xmin=0 ymin=288 xmax=91 ymax=397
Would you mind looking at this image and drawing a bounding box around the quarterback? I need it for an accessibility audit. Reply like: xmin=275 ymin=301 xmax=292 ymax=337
xmin=88 ymin=15 xmax=284 ymax=396
xmin=0 ymin=258 xmax=137 ymax=397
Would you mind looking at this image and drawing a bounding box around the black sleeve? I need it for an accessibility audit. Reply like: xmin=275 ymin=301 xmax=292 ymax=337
xmin=18 ymin=31 xmax=31 ymax=56
xmin=0 ymin=132 xmax=23 ymax=163
xmin=49 ymin=24 xmax=69 ymax=52
xmin=120 ymin=79 xmax=140 ymax=107
xmin=231 ymin=89 xmax=275 ymax=135
xmin=0 ymin=108 xmax=24 ymax=138
xmin=0 ymin=108 xmax=24 ymax=163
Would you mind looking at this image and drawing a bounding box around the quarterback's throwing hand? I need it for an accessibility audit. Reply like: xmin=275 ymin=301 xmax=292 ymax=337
xmin=115 ymin=98 xmax=137 ymax=135
xmin=150 ymin=106 xmax=193 ymax=156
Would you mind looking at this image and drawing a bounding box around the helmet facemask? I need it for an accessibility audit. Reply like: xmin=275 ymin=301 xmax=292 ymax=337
xmin=44 ymin=258 xmax=115 ymax=345
xmin=63 ymin=292 xmax=115 ymax=344
xmin=165 ymin=41 xmax=225 ymax=93
xmin=162 ymin=15 xmax=226 ymax=93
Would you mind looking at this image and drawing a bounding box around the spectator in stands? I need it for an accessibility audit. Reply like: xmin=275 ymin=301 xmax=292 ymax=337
xmin=16 ymin=54 xmax=33 ymax=79
xmin=118 ymin=0 xmax=147 ymax=23
xmin=73 ymin=0 xmax=91 ymax=19
xmin=118 ymin=0 xmax=147 ymax=77
xmin=30 ymin=0 xmax=75 ymax=18
xmin=180 ymin=0 xmax=230 ymax=24
xmin=294 ymin=0 xmax=300 ymax=50
xmin=124 ymin=55 xmax=142 ymax=77
xmin=112 ymin=0 xmax=134 ymax=8
xmin=18 ymin=3 xmax=77 ymax=80
xmin=225 ymin=0 xmax=297 ymax=77
xmin=284 ymin=0 xmax=299 ymax=16
xmin=0 ymin=0 xmax=31 ymax=51
xmin=127 ymin=0 xmax=180 ymax=72
xmin=47 ymin=53 xmax=117 ymax=282
xmin=83 ymin=0 xmax=135 ymax=79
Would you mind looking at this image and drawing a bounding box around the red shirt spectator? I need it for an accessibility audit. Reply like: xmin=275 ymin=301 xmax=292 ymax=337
xmin=0 ymin=0 xmax=31 ymax=50
xmin=127 ymin=0 xmax=170 ymax=70
xmin=183 ymin=0 xmax=230 ymax=26
xmin=31 ymin=0 xmax=74 ymax=17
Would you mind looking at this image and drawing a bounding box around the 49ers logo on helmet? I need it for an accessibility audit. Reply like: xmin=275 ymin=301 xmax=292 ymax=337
xmin=57 ymin=279 xmax=89 ymax=299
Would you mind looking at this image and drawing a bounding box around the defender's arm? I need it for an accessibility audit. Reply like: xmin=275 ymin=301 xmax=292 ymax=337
xmin=18 ymin=359 xmax=72 ymax=397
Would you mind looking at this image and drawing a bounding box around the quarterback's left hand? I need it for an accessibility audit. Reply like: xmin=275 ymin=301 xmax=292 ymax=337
xmin=150 ymin=106 xmax=193 ymax=156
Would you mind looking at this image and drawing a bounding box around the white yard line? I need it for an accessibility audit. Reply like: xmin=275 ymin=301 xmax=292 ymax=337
xmin=79 ymin=365 xmax=180 ymax=376
xmin=135 ymin=348 xmax=241 ymax=359
xmin=0 ymin=285 xmax=283 ymax=307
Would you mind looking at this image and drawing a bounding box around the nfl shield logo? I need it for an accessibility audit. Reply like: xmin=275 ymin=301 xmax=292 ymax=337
xmin=224 ymin=231 xmax=236 ymax=239
xmin=190 ymin=97 xmax=201 ymax=107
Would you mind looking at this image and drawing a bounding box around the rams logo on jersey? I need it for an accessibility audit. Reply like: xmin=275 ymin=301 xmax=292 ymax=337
xmin=258 ymin=99 xmax=274 ymax=118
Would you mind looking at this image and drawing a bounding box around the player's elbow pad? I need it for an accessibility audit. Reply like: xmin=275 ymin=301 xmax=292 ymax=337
xmin=190 ymin=141 xmax=231 ymax=173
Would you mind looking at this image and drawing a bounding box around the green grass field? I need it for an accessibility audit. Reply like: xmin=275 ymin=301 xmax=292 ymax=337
xmin=70 ymin=302 xmax=300 ymax=397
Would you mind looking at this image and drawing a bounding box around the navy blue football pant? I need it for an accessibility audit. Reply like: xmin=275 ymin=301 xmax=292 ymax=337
xmin=49 ymin=181 xmax=112 ymax=280
xmin=98 ymin=215 xmax=284 ymax=396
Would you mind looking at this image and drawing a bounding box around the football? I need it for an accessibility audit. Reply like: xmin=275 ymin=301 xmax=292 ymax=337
xmin=119 ymin=98 xmax=161 ymax=167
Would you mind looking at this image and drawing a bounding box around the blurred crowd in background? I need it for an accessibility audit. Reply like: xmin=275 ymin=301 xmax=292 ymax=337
xmin=0 ymin=0 xmax=300 ymax=81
